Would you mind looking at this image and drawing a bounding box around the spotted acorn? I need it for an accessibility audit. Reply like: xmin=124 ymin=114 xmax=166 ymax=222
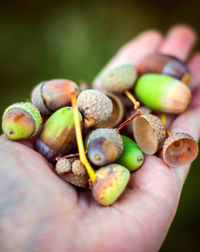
xmin=92 ymin=164 xmax=130 ymax=206
xmin=77 ymin=89 xmax=113 ymax=128
xmin=55 ymin=157 xmax=89 ymax=188
xmin=100 ymin=64 xmax=137 ymax=92
xmin=36 ymin=107 xmax=82 ymax=162
xmin=86 ymin=128 xmax=123 ymax=166
xmin=133 ymin=114 xmax=167 ymax=155
xmin=117 ymin=135 xmax=144 ymax=171
xmin=134 ymin=74 xmax=191 ymax=113
xmin=2 ymin=102 xmax=42 ymax=140
xmin=162 ymin=132 xmax=199 ymax=167
xmin=31 ymin=79 xmax=79 ymax=115
xmin=137 ymin=54 xmax=190 ymax=84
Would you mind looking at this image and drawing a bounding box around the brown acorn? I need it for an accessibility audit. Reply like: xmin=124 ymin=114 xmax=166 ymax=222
xmin=55 ymin=157 xmax=89 ymax=188
xmin=133 ymin=114 xmax=167 ymax=154
xmin=36 ymin=107 xmax=82 ymax=162
xmin=77 ymin=89 xmax=113 ymax=128
xmin=162 ymin=132 xmax=199 ymax=166
xmin=31 ymin=79 xmax=79 ymax=115
xmin=137 ymin=54 xmax=190 ymax=84
xmin=96 ymin=92 xmax=124 ymax=128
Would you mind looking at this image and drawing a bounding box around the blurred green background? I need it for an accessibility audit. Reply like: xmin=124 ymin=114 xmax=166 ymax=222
xmin=0 ymin=0 xmax=200 ymax=251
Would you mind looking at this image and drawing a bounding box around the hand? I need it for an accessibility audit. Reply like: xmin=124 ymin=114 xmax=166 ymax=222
xmin=0 ymin=25 xmax=200 ymax=252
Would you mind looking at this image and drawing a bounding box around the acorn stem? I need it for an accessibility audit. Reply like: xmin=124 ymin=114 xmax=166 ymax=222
xmin=161 ymin=114 xmax=172 ymax=136
xmin=71 ymin=93 xmax=96 ymax=182
xmin=116 ymin=110 xmax=143 ymax=131
xmin=124 ymin=90 xmax=140 ymax=109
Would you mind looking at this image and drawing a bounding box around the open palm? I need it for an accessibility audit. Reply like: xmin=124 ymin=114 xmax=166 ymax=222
xmin=1 ymin=25 xmax=200 ymax=252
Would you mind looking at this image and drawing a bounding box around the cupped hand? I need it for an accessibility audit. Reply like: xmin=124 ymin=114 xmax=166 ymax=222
xmin=0 ymin=25 xmax=200 ymax=252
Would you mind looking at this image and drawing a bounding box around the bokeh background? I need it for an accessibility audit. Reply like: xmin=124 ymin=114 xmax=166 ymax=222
xmin=0 ymin=0 xmax=200 ymax=251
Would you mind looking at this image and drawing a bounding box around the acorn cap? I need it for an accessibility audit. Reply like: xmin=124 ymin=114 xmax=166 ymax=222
xmin=95 ymin=92 xmax=124 ymax=128
xmin=2 ymin=102 xmax=42 ymax=140
xmin=87 ymin=137 xmax=119 ymax=166
xmin=87 ymin=128 xmax=123 ymax=157
xmin=36 ymin=107 xmax=82 ymax=162
xmin=134 ymin=74 xmax=191 ymax=113
xmin=77 ymin=89 xmax=113 ymax=127
xmin=162 ymin=132 xmax=199 ymax=167
xmin=137 ymin=54 xmax=190 ymax=84
xmin=101 ymin=64 xmax=137 ymax=93
xmin=92 ymin=164 xmax=130 ymax=206
xmin=133 ymin=114 xmax=167 ymax=154
xmin=31 ymin=79 xmax=79 ymax=116
xmin=55 ymin=157 xmax=89 ymax=188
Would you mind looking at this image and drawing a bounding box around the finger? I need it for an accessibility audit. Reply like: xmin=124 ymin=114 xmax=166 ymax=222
xmin=159 ymin=25 xmax=196 ymax=60
xmin=188 ymin=53 xmax=200 ymax=90
xmin=93 ymin=30 xmax=164 ymax=89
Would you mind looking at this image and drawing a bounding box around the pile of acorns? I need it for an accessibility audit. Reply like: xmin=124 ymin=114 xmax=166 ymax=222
xmin=1 ymin=54 xmax=199 ymax=206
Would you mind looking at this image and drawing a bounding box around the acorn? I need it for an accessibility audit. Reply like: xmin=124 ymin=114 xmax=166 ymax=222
xmin=55 ymin=157 xmax=89 ymax=188
xmin=137 ymin=54 xmax=190 ymax=84
xmin=31 ymin=79 xmax=79 ymax=115
xmin=77 ymin=89 xmax=113 ymax=128
xmin=162 ymin=132 xmax=199 ymax=167
xmin=100 ymin=64 xmax=137 ymax=92
xmin=96 ymin=92 xmax=124 ymax=128
xmin=2 ymin=102 xmax=42 ymax=140
xmin=134 ymin=74 xmax=191 ymax=113
xmin=117 ymin=135 xmax=144 ymax=171
xmin=133 ymin=114 xmax=167 ymax=155
xmin=36 ymin=107 xmax=82 ymax=162
xmin=92 ymin=164 xmax=130 ymax=206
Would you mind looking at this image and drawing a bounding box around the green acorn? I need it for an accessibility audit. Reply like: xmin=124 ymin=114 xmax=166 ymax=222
xmin=137 ymin=54 xmax=190 ymax=84
xmin=36 ymin=107 xmax=82 ymax=162
xmin=101 ymin=64 xmax=137 ymax=92
xmin=117 ymin=135 xmax=144 ymax=171
xmin=2 ymin=102 xmax=42 ymax=140
xmin=134 ymin=73 xmax=191 ymax=113
xmin=92 ymin=164 xmax=130 ymax=206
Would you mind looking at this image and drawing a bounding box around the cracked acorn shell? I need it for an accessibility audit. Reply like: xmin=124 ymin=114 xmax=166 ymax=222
xmin=31 ymin=79 xmax=79 ymax=115
xmin=134 ymin=73 xmax=191 ymax=113
xmin=55 ymin=157 xmax=89 ymax=188
xmin=92 ymin=164 xmax=130 ymax=206
xmin=100 ymin=64 xmax=137 ymax=92
xmin=95 ymin=92 xmax=124 ymax=128
xmin=137 ymin=54 xmax=190 ymax=84
xmin=133 ymin=114 xmax=167 ymax=155
xmin=77 ymin=89 xmax=113 ymax=128
xmin=2 ymin=102 xmax=42 ymax=140
xmin=36 ymin=107 xmax=82 ymax=162
xmin=162 ymin=132 xmax=199 ymax=166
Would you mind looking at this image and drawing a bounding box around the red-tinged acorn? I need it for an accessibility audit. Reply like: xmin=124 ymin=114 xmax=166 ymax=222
xmin=134 ymin=73 xmax=191 ymax=113
xmin=2 ymin=102 xmax=42 ymax=140
xmin=36 ymin=107 xmax=82 ymax=162
xmin=31 ymin=79 xmax=79 ymax=115
xmin=92 ymin=164 xmax=130 ymax=206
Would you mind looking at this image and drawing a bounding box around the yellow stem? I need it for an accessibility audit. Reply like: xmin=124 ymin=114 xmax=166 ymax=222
xmin=124 ymin=90 xmax=140 ymax=110
xmin=161 ymin=114 xmax=172 ymax=137
xmin=71 ymin=93 xmax=96 ymax=182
